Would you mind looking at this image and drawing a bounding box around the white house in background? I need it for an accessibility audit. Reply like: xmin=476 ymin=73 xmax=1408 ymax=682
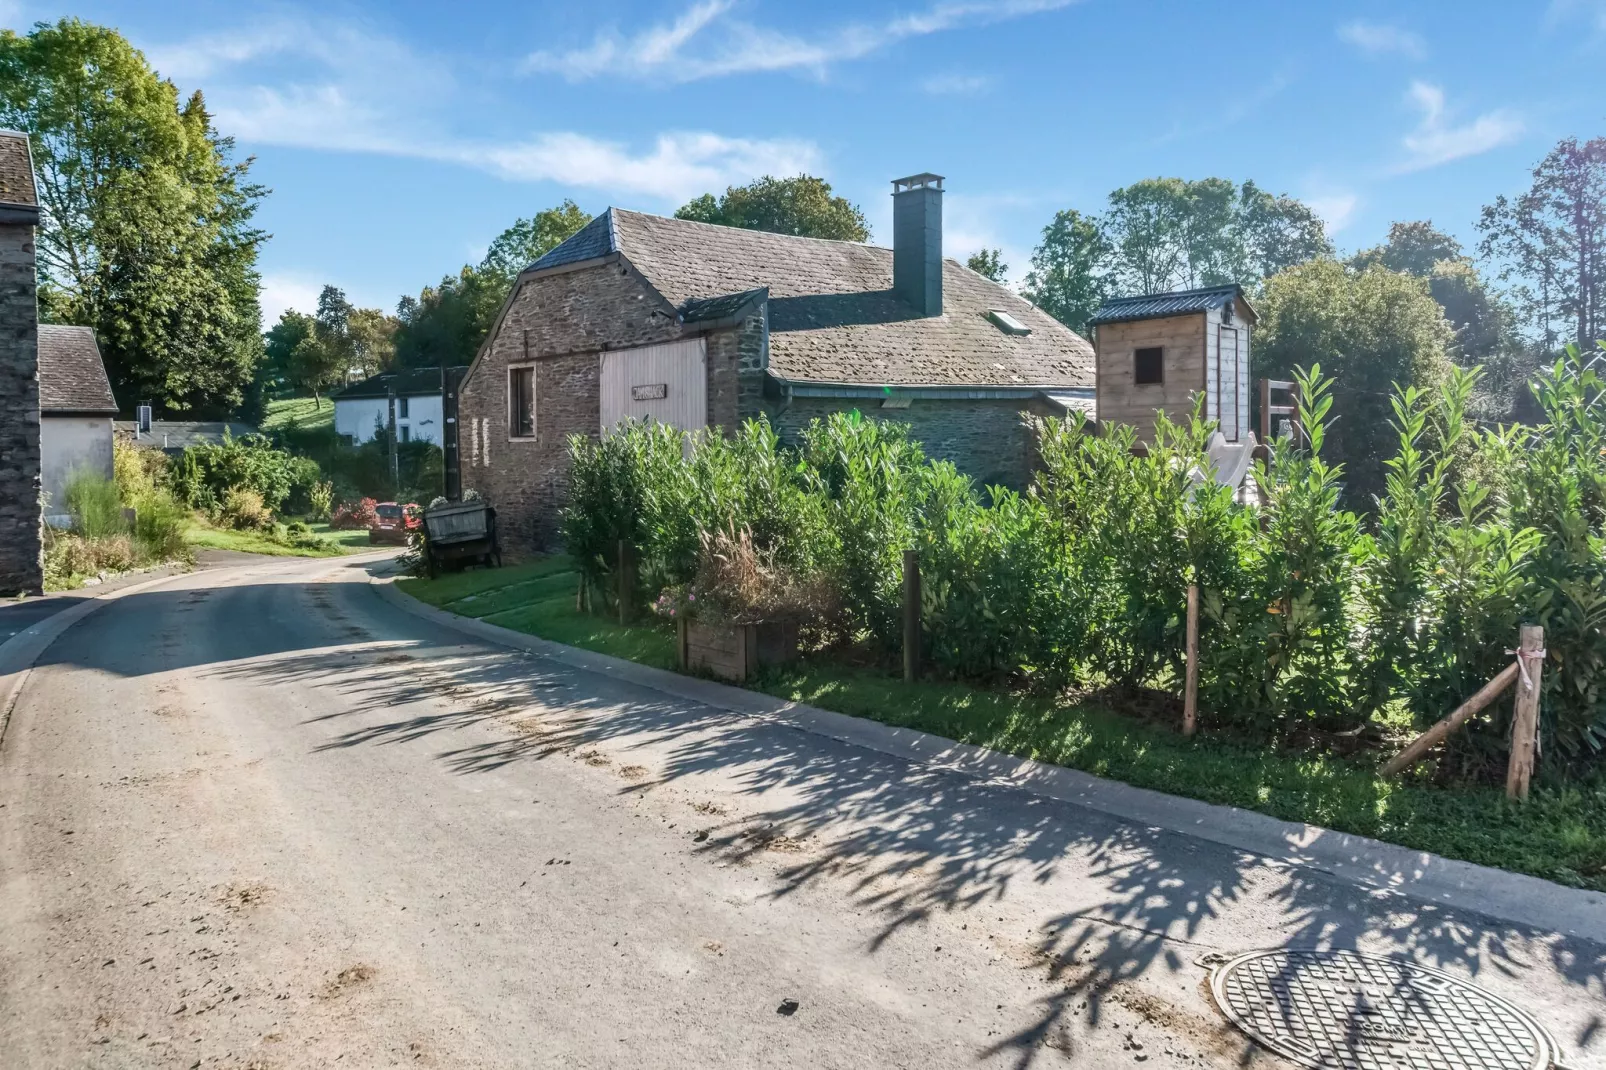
xmin=333 ymin=368 xmax=463 ymax=447
xmin=37 ymin=324 xmax=118 ymax=521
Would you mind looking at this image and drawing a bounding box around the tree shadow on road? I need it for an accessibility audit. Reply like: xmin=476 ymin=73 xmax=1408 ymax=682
xmin=203 ymin=596 xmax=1606 ymax=1069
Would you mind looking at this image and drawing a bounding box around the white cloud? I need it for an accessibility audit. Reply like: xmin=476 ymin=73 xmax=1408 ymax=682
xmin=525 ymin=0 xmax=1079 ymax=83
xmin=258 ymin=272 xmax=323 ymax=324
xmin=463 ymin=132 xmax=822 ymax=202
xmin=149 ymin=18 xmax=821 ymax=203
xmin=1396 ymin=81 xmax=1523 ymax=172
xmin=921 ymin=72 xmax=990 ymax=95
xmin=1337 ymin=20 xmax=1426 ymax=59
xmin=1305 ymin=192 xmax=1359 ymax=234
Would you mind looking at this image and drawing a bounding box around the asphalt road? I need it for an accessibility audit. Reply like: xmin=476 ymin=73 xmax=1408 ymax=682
xmin=1 ymin=555 xmax=1602 ymax=1069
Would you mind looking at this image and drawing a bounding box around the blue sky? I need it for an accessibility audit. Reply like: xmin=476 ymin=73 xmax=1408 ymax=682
xmin=6 ymin=0 xmax=1604 ymax=323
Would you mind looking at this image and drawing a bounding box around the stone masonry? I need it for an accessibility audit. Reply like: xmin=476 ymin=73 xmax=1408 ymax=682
xmin=458 ymin=258 xmax=759 ymax=555
xmin=0 ymin=130 xmax=42 ymax=596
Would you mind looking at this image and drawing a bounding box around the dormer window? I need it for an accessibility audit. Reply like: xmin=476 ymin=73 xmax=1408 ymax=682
xmin=1134 ymin=347 xmax=1164 ymax=385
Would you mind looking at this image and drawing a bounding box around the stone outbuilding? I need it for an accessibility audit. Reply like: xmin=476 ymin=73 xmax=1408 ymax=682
xmin=38 ymin=325 xmax=119 ymax=524
xmin=456 ymin=173 xmax=1096 ymax=554
xmin=0 ymin=129 xmax=42 ymax=595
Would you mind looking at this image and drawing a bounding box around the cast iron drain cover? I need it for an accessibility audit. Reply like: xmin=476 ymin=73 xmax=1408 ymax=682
xmin=1209 ymin=949 xmax=1555 ymax=1070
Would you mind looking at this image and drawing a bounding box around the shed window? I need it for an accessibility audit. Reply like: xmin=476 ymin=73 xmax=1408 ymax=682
xmin=1134 ymin=347 xmax=1164 ymax=385
xmin=508 ymin=366 xmax=535 ymax=438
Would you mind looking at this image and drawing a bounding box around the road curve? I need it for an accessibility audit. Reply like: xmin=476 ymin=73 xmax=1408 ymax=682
xmin=1 ymin=555 xmax=1601 ymax=1069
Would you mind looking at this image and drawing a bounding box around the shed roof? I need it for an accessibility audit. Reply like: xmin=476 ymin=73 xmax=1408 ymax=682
xmin=1090 ymin=284 xmax=1256 ymax=326
xmin=527 ymin=208 xmax=1094 ymax=389
xmin=0 ymin=130 xmax=38 ymax=210
xmin=336 ymin=367 xmax=466 ymax=401
xmin=114 ymin=421 xmax=259 ymax=451
xmin=38 ymin=325 xmax=117 ymax=414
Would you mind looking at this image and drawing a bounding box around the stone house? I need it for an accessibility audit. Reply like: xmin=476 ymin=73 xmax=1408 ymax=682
xmin=38 ymin=325 xmax=119 ymax=524
xmin=0 ymin=129 xmax=41 ymax=595
xmin=457 ymin=173 xmax=1096 ymax=554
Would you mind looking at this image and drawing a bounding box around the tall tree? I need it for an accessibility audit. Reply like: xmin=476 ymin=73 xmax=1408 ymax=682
xmin=1255 ymin=260 xmax=1455 ymax=502
xmin=0 ymin=19 xmax=267 ymax=416
xmin=1023 ymin=209 xmax=1111 ymax=337
xmin=392 ymin=205 xmax=592 ymax=370
xmin=261 ymin=310 xmax=314 ymax=397
xmin=1479 ymin=137 xmax=1606 ymax=350
xmin=966 ymin=248 xmax=1007 ymax=282
xmin=289 ymin=285 xmax=356 ymax=406
xmin=1099 ymin=177 xmax=1332 ymax=294
xmin=674 ymin=175 xmax=870 ymax=241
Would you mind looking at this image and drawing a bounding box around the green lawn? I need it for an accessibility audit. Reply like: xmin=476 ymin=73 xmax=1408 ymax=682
xmin=185 ymin=520 xmax=375 ymax=558
xmin=396 ymin=558 xmax=1606 ymax=892
xmin=262 ymin=395 xmax=335 ymax=434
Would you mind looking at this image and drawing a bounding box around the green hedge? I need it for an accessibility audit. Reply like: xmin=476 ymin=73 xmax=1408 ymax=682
xmin=562 ymin=345 xmax=1606 ymax=783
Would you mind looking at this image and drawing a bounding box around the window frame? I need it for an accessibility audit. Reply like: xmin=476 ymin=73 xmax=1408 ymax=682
xmin=397 ymin=396 xmax=410 ymax=419
xmin=1133 ymin=346 xmax=1164 ymax=386
xmin=507 ymin=363 xmax=536 ymax=441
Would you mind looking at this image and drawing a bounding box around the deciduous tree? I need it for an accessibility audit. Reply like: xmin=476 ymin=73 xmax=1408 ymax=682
xmin=1023 ymin=209 xmax=1111 ymax=337
xmin=966 ymin=248 xmax=1006 ymax=282
xmin=1479 ymin=136 xmax=1606 ymax=350
xmin=1254 ymin=260 xmax=1455 ymax=502
xmin=0 ymin=19 xmax=267 ymax=415
xmin=674 ymin=175 xmax=870 ymax=242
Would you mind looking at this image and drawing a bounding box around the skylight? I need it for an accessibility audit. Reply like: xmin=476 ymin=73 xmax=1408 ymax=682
xmin=987 ymin=309 xmax=1031 ymax=336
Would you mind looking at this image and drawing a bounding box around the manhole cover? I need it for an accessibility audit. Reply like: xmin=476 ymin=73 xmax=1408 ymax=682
xmin=1209 ymin=948 xmax=1555 ymax=1070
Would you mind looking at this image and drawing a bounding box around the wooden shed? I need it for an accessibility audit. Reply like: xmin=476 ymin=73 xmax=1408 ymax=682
xmin=1089 ymin=285 xmax=1257 ymax=444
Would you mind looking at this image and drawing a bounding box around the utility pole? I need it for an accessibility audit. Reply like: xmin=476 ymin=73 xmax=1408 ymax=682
xmin=385 ymin=375 xmax=400 ymax=496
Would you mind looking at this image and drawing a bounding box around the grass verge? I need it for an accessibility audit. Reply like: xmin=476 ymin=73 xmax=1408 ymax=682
xmin=262 ymin=395 xmax=334 ymax=434
xmin=184 ymin=520 xmax=374 ymax=558
xmin=397 ymin=557 xmax=1606 ymax=893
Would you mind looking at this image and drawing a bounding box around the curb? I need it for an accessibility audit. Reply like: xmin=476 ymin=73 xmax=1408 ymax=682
xmin=370 ymin=574 xmax=1606 ymax=946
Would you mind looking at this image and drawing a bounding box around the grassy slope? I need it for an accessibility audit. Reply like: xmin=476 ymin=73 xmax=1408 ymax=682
xmin=262 ymin=396 xmax=334 ymax=434
xmin=397 ymin=559 xmax=1606 ymax=892
xmin=184 ymin=521 xmax=373 ymax=558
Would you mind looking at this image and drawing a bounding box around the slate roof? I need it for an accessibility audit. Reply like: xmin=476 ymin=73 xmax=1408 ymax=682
xmin=114 ymin=421 xmax=259 ymax=451
xmin=528 ymin=208 xmax=1094 ymax=389
xmin=679 ymin=287 xmax=767 ymax=324
xmin=1090 ymin=284 xmax=1256 ymax=327
xmin=37 ymin=325 xmax=117 ymax=414
xmin=336 ymin=367 xmax=466 ymax=400
xmin=0 ymin=130 xmax=37 ymax=208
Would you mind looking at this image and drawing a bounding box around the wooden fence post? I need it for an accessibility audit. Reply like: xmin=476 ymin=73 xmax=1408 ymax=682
xmin=1183 ymin=584 xmax=1199 ymax=737
xmin=902 ymin=549 xmax=921 ymax=684
xmin=1381 ymin=661 xmax=1519 ymax=777
xmin=1505 ymin=624 xmax=1545 ymax=802
xmin=617 ymin=540 xmax=635 ymax=626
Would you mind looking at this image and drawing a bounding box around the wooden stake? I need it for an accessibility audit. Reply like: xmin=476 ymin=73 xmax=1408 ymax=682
xmin=1505 ymin=624 xmax=1545 ymax=802
xmin=902 ymin=549 xmax=921 ymax=684
xmin=617 ymin=540 xmax=634 ymax=625
xmin=1183 ymin=584 xmax=1199 ymax=737
xmin=1382 ymin=661 xmax=1518 ymax=777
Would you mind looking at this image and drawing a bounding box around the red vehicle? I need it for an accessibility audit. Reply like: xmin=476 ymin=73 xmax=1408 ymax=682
xmin=369 ymin=502 xmax=421 ymax=545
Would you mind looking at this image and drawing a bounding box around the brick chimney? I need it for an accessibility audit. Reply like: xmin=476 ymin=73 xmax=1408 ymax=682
xmin=892 ymin=173 xmax=943 ymax=318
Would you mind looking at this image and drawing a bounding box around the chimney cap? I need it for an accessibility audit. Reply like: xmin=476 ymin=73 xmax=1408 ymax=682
xmin=892 ymin=173 xmax=944 ymax=193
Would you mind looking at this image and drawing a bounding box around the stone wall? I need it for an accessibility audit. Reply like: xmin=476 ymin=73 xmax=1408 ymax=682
xmin=458 ymin=259 xmax=758 ymax=555
xmin=0 ymin=216 xmax=41 ymax=595
xmin=768 ymin=395 xmax=1050 ymax=490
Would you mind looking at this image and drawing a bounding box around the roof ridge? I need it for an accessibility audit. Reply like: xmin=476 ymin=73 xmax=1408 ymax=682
xmin=611 ymin=207 xmax=882 ymax=251
xmin=1100 ymin=283 xmax=1242 ymax=304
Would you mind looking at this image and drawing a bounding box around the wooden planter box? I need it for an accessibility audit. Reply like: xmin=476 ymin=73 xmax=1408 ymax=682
xmin=678 ymin=618 xmax=799 ymax=683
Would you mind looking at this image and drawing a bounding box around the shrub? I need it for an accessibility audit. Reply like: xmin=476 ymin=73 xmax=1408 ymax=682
xmin=330 ymin=498 xmax=379 ymax=530
xmin=307 ymin=480 xmax=335 ymax=521
xmin=221 ymin=486 xmax=274 ymax=530
xmin=42 ymin=530 xmax=135 ymax=586
xmin=170 ymin=432 xmax=313 ymax=514
xmin=64 ymin=470 xmax=126 ymax=538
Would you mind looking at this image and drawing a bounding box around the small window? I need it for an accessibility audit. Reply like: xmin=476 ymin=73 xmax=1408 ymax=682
xmin=1134 ymin=347 xmax=1164 ymax=385
xmin=986 ymin=309 xmax=1031 ymax=336
xmin=399 ymin=425 xmax=411 ymax=443
xmin=509 ymin=366 xmax=535 ymax=438
xmin=397 ymin=396 xmax=410 ymax=418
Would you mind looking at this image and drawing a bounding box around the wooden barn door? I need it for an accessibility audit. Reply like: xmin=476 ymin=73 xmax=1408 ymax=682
xmin=600 ymin=338 xmax=707 ymax=436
